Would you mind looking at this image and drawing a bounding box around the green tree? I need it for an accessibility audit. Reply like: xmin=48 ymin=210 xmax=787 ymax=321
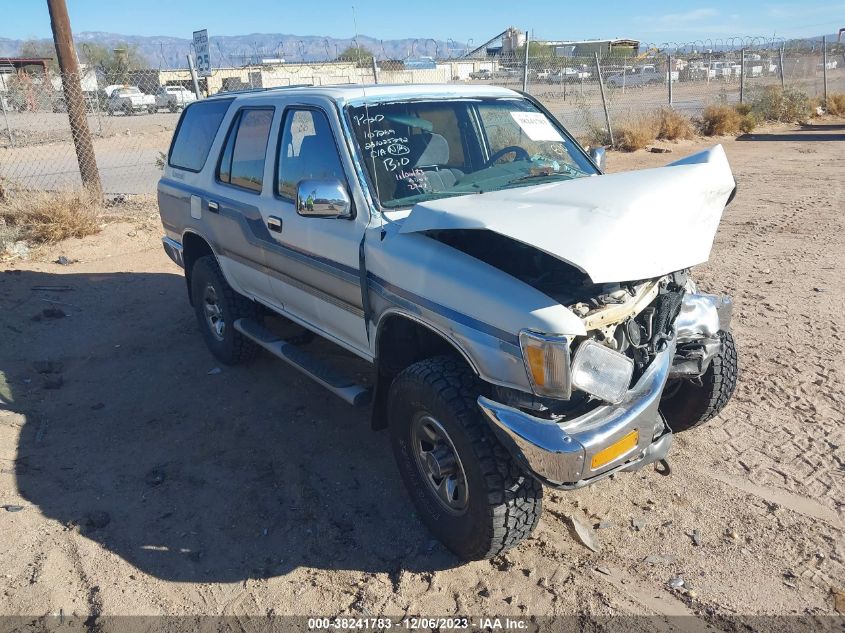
xmin=18 ymin=39 xmax=58 ymax=72
xmin=336 ymin=45 xmax=374 ymax=68
xmin=79 ymin=42 xmax=149 ymax=83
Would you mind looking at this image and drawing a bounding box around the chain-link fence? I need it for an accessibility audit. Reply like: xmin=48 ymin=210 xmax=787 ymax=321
xmin=2 ymin=36 xmax=843 ymax=195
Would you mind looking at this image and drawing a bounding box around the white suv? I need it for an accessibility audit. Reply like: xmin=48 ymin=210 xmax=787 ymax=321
xmin=158 ymin=84 xmax=739 ymax=560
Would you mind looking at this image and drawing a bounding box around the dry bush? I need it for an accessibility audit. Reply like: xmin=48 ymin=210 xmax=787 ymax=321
xmin=825 ymin=93 xmax=845 ymax=116
xmin=734 ymin=103 xmax=753 ymax=116
xmin=700 ymin=104 xmax=742 ymax=136
xmin=657 ymin=108 xmax=695 ymax=140
xmin=750 ymin=86 xmax=811 ymax=122
xmin=0 ymin=190 xmax=101 ymax=249
xmin=616 ymin=114 xmax=661 ymax=151
xmin=739 ymin=112 xmax=758 ymax=134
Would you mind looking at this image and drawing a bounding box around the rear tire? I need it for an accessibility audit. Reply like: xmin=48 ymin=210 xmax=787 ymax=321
xmin=660 ymin=331 xmax=738 ymax=432
xmin=388 ymin=356 xmax=543 ymax=560
xmin=190 ymin=255 xmax=259 ymax=365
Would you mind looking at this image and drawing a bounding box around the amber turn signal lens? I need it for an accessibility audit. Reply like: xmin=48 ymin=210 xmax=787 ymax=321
xmin=591 ymin=429 xmax=639 ymax=470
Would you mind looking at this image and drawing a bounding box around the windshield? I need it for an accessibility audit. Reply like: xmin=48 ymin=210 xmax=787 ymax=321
xmin=346 ymin=97 xmax=597 ymax=209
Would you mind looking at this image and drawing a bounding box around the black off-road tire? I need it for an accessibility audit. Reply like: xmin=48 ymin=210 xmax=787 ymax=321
xmin=190 ymin=255 xmax=259 ymax=365
xmin=388 ymin=356 xmax=543 ymax=561
xmin=660 ymin=331 xmax=738 ymax=432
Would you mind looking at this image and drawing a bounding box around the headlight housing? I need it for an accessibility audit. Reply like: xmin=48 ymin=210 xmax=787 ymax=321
xmin=570 ymin=339 xmax=634 ymax=405
xmin=519 ymin=330 xmax=572 ymax=399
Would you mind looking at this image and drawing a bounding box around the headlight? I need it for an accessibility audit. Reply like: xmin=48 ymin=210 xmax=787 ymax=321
xmin=519 ymin=330 xmax=572 ymax=399
xmin=570 ymin=339 xmax=634 ymax=405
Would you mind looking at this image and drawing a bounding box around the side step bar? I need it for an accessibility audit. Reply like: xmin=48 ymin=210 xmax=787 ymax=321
xmin=234 ymin=318 xmax=372 ymax=407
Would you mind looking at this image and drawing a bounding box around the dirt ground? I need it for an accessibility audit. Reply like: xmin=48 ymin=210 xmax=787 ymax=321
xmin=0 ymin=120 xmax=843 ymax=628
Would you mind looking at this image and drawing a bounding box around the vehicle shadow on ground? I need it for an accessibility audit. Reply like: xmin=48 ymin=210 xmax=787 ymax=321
xmin=738 ymin=123 xmax=845 ymax=142
xmin=2 ymin=269 xmax=458 ymax=583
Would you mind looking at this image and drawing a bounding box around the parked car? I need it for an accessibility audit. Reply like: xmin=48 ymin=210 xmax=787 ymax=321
xmin=158 ymin=84 xmax=739 ymax=561
xmin=547 ymin=67 xmax=592 ymax=83
xmin=106 ymin=86 xmax=156 ymax=115
xmin=155 ymin=85 xmax=197 ymax=112
xmin=469 ymin=69 xmax=491 ymax=80
xmin=51 ymin=90 xmax=101 ymax=113
xmin=607 ymin=66 xmax=676 ymax=87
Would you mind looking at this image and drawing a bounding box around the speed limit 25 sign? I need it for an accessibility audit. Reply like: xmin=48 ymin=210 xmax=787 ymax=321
xmin=193 ymin=29 xmax=211 ymax=77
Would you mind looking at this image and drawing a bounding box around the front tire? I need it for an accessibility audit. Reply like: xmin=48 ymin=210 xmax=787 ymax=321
xmin=190 ymin=256 xmax=259 ymax=365
xmin=388 ymin=356 xmax=543 ymax=561
xmin=660 ymin=331 xmax=738 ymax=432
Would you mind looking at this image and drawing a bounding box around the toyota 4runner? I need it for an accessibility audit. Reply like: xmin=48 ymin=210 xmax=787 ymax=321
xmin=158 ymin=84 xmax=739 ymax=560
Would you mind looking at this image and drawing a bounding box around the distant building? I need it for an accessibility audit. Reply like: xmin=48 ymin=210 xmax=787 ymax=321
xmin=551 ymin=39 xmax=640 ymax=58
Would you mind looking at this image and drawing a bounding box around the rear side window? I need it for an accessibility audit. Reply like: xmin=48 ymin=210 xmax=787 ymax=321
xmin=217 ymin=108 xmax=274 ymax=192
xmin=168 ymin=99 xmax=232 ymax=172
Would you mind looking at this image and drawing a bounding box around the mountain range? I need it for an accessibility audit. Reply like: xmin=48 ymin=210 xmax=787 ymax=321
xmin=0 ymin=32 xmax=468 ymax=68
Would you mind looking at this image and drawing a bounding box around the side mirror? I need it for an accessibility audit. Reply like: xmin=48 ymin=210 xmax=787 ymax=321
xmin=589 ymin=146 xmax=607 ymax=171
xmin=296 ymin=179 xmax=353 ymax=219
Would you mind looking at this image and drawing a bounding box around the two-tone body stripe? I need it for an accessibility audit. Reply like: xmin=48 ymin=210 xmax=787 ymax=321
xmin=160 ymin=177 xmax=520 ymax=353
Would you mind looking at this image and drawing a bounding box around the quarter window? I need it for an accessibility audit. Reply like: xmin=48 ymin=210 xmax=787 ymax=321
xmin=277 ymin=109 xmax=346 ymax=200
xmin=217 ymin=108 xmax=274 ymax=192
xmin=168 ymin=98 xmax=232 ymax=172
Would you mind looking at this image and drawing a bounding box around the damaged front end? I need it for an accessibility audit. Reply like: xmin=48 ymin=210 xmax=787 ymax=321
xmin=477 ymin=271 xmax=733 ymax=489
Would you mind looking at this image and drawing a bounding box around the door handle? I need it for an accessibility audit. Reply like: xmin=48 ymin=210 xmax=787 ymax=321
xmin=207 ymin=200 xmax=219 ymax=213
xmin=267 ymin=216 xmax=283 ymax=233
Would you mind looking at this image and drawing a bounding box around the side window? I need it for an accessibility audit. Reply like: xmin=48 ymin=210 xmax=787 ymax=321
xmin=216 ymin=108 xmax=274 ymax=193
xmin=168 ymin=98 xmax=232 ymax=172
xmin=277 ymin=109 xmax=346 ymax=201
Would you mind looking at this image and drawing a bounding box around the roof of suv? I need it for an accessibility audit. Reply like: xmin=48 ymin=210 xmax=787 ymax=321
xmin=212 ymin=83 xmax=522 ymax=105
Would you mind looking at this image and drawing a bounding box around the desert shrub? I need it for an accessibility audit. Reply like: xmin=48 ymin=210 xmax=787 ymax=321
xmin=581 ymin=118 xmax=612 ymax=148
xmin=750 ymin=86 xmax=811 ymax=122
xmin=700 ymin=104 xmax=742 ymax=136
xmin=0 ymin=190 xmax=101 ymax=248
xmin=734 ymin=103 xmax=752 ymax=116
xmin=825 ymin=93 xmax=845 ymax=116
xmin=739 ymin=112 xmax=757 ymax=133
xmin=616 ymin=113 xmax=661 ymax=151
xmin=657 ymin=107 xmax=695 ymax=140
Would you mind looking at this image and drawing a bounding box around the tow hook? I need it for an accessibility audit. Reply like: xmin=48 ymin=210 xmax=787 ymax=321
xmin=655 ymin=458 xmax=671 ymax=476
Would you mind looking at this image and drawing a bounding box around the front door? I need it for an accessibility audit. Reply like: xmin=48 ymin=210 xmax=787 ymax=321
xmin=261 ymin=105 xmax=369 ymax=357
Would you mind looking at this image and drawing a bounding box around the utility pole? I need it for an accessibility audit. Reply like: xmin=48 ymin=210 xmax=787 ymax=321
xmin=47 ymin=0 xmax=102 ymax=194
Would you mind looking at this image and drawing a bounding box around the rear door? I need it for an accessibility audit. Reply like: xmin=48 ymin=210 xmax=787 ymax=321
xmin=203 ymin=105 xmax=277 ymax=302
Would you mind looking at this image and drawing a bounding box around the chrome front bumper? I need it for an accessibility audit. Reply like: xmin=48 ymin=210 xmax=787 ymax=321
xmin=478 ymin=340 xmax=676 ymax=489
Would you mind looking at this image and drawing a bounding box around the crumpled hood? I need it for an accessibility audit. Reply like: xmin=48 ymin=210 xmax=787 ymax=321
xmin=398 ymin=145 xmax=736 ymax=283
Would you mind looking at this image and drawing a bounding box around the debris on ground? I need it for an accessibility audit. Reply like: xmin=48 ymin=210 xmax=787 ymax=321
xmin=647 ymin=147 xmax=672 ymax=153
xmin=831 ymin=588 xmax=845 ymax=613
xmin=726 ymin=528 xmax=740 ymax=540
xmin=33 ymin=307 xmax=68 ymax=321
xmin=207 ymin=367 xmax=222 ymax=375
xmin=594 ymin=566 xmax=611 ymax=576
xmin=31 ymin=285 xmax=74 ymax=292
xmin=644 ymin=554 xmax=676 ymax=565
xmin=144 ymin=468 xmax=166 ymax=487
xmin=2 ymin=505 xmax=23 ymax=512
xmin=55 ymin=255 xmax=78 ymax=266
xmin=668 ymin=576 xmax=685 ymax=590
xmin=595 ymin=520 xmax=614 ymax=530
xmin=691 ymin=529 xmax=702 ymax=546
xmin=567 ymin=514 xmax=600 ymax=552
xmin=631 ymin=517 xmax=646 ymax=532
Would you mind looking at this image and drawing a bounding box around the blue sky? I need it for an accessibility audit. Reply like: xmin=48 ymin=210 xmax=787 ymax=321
xmin=5 ymin=0 xmax=845 ymax=43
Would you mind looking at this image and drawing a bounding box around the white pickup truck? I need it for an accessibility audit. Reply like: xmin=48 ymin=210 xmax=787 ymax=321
xmin=105 ymin=86 xmax=156 ymax=115
xmin=155 ymin=85 xmax=197 ymax=112
xmin=158 ymin=84 xmax=739 ymax=560
xmin=607 ymin=66 xmax=678 ymax=88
